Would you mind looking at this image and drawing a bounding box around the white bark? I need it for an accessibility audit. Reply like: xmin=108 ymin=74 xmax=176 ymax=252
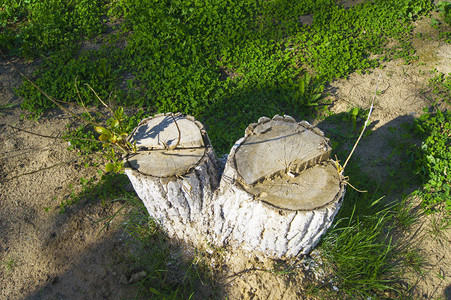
xmin=124 ymin=113 xmax=219 ymax=244
xmin=125 ymin=114 xmax=345 ymax=257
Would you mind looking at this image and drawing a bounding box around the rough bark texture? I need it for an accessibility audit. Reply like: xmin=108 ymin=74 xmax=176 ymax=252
xmin=125 ymin=114 xmax=345 ymax=258
xmin=124 ymin=113 xmax=219 ymax=244
xmin=209 ymin=115 xmax=345 ymax=257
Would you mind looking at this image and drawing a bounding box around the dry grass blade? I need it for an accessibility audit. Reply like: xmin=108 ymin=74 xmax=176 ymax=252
xmin=85 ymin=83 xmax=115 ymax=116
xmin=75 ymin=77 xmax=100 ymax=126
xmin=169 ymin=114 xmax=181 ymax=150
xmin=339 ymin=74 xmax=381 ymax=176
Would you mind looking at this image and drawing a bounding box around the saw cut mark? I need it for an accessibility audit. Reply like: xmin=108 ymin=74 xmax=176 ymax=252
xmin=126 ymin=115 xmax=206 ymax=177
xmin=250 ymin=162 xmax=341 ymax=211
xmin=234 ymin=119 xmax=339 ymax=211
xmin=235 ymin=120 xmax=331 ymax=186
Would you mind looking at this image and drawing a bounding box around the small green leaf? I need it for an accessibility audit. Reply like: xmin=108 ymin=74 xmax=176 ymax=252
xmin=99 ymin=133 xmax=111 ymax=142
xmin=111 ymin=118 xmax=120 ymax=128
xmin=115 ymin=107 xmax=124 ymax=119
xmin=105 ymin=163 xmax=114 ymax=172
xmin=148 ymin=287 xmax=161 ymax=295
xmin=95 ymin=126 xmax=107 ymax=134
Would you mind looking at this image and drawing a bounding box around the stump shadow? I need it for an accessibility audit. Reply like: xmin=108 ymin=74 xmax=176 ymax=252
xmin=317 ymin=113 xmax=422 ymax=203
xmin=20 ymin=175 xmax=220 ymax=300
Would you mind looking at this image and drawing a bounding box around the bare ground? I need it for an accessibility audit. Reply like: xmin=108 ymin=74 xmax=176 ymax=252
xmin=1 ymin=14 xmax=450 ymax=300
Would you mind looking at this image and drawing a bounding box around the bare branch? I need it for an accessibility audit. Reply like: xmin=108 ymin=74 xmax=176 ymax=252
xmin=85 ymin=83 xmax=115 ymax=116
xmin=74 ymin=77 xmax=100 ymax=126
xmin=8 ymin=124 xmax=100 ymax=143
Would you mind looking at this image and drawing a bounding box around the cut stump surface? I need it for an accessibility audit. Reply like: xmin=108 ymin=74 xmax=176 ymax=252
xmin=125 ymin=114 xmax=345 ymax=258
xmin=213 ymin=115 xmax=345 ymax=257
xmin=234 ymin=118 xmax=338 ymax=211
xmin=126 ymin=114 xmax=206 ymax=177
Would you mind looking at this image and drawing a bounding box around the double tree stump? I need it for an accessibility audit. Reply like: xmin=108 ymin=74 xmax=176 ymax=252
xmin=124 ymin=113 xmax=345 ymax=258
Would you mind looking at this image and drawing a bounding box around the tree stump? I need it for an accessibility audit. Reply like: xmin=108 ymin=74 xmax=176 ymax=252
xmin=124 ymin=113 xmax=345 ymax=258
xmin=124 ymin=113 xmax=219 ymax=243
xmin=210 ymin=115 xmax=345 ymax=257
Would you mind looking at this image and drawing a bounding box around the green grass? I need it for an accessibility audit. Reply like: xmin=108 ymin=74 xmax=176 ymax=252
xmin=1 ymin=256 xmax=16 ymax=272
xmin=0 ymin=103 xmax=19 ymax=109
xmin=321 ymin=209 xmax=400 ymax=298
xmin=427 ymin=71 xmax=451 ymax=105
xmin=3 ymin=0 xmax=434 ymax=153
xmin=312 ymin=93 xmax=451 ymax=297
xmin=412 ymin=109 xmax=451 ymax=214
xmin=0 ymin=0 xmax=105 ymax=57
xmin=316 ymin=161 xmax=425 ymax=298
xmin=438 ymin=1 xmax=451 ymax=26
xmin=311 ymin=111 xmax=430 ymax=298
xmin=17 ymin=48 xmax=123 ymax=116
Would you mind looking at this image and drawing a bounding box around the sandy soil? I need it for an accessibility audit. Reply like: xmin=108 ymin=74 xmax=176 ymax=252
xmin=1 ymin=12 xmax=450 ymax=300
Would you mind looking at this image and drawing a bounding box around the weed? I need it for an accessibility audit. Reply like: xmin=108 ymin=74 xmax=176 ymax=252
xmin=377 ymin=123 xmax=426 ymax=193
xmin=58 ymin=176 xmax=97 ymax=213
xmin=65 ymin=108 xmax=148 ymax=156
xmin=0 ymin=103 xmax=19 ymax=109
xmin=9 ymin=0 xmax=434 ymax=153
xmin=65 ymin=123 xmax=103 ymax=155
xmin=317 ymin=152 xmax=431 ymax=299
xmin=7 ymin=54 xmax=145 ymax=174
xmin=413 ymin=109 xmax=451 ymax=214
xmin=2 ymin=1 xmax=444 ymax=297
xmin=321 ymin=206 xmax=400 ymax=298
xmin=0 ymin=0 xmax=105 ymax=57
xmin=430 ymin=17 xmax=442 ymax=29
xmin=402 ymin=248 xmax=425 ymax=274
xmin=1 ymin=256 xmax=16 ymax=271
xmin=327 ymin=107 xmax=372 ymax=151
xmin=392 ymin=197 xmax=421 ymax=231
xmin=428 ymin=214 xmax=451 ymax=241
xmin=17 ymin=48 xmax=122 ymax=116
xmin=437 ymin=1 xmax=451 ymax=26
xmin=284 ymin=72 xmax=328 ymax=108
xmin=427 ymin=71 xmax=451 ymax=105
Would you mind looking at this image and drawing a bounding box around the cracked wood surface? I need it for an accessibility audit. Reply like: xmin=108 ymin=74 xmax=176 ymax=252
xmin=124 ymin=113 xmax=219 ymax=242
xmin=125 ymin=114 xmax=206 ymax=177
xmin=125 ymin=114 xmax=345 ymax=257
xmin=234 ymin=117 xmax=339 ymax=211
xmin=211 ymin=115 xmax=345 ymax=256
